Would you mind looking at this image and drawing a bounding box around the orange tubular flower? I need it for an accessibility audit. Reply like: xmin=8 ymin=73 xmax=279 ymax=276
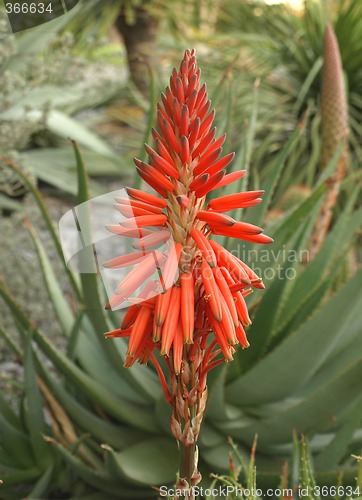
xmin=104 ymin=49 xmax=272 ymax=488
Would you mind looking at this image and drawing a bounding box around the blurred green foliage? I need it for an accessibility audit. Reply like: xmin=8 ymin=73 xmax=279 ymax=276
xmin=0 ymin=6 xmax=128 ymax=203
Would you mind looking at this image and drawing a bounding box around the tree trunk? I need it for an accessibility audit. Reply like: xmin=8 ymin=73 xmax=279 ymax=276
xmin=115 ymin=5 xmax=159 ymax=96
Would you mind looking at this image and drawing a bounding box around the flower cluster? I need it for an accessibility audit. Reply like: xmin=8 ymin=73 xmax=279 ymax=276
xmin=104 ymin=49 xmax=272 ymax=403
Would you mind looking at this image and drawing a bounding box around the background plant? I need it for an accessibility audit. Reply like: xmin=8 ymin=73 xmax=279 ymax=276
xmin=0 ymin=5 xmax=128 ymax=204
xmin=206 ymin=0 xmax=362 ymax=195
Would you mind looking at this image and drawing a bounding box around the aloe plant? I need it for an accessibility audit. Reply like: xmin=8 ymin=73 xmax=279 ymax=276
xmin=191 ymin=0 xmax=362 ymax=204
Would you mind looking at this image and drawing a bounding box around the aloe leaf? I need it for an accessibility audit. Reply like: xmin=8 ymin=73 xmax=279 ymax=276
xmin=220 ymin=358 xmax=362 ymax=447
xmin=218 ymin=78 xmax=234 ymax=139
xmin=0 ymin=467 xmax=41 ymax=489
xmin=271 ymin=213 xmax=355 ymax=343
xmin=316 ymin=141 xmax=345 ymax=186
xmin=0 ymin=450 xmax=22 ymax=470
xmin=81 ymin=322 xmax=161 ymax=404
xmin=39 ymin=365 xmax=146 ymax=450
xmin=305 ymin=113 xmax=322 ymax=188
xmin=215 ymin=80 xmax=259 ymax=250
xmin=238 ymin=79 xmax=259 ymax=186
xmin=21 ymin=148 xmax=124 ymax=177
xmin=27 ymin=464 xmax=55 ymax=499
xmin=268 ymin=120 xmax=309 ymax=203
xmin=9 ymin=109 xmax=120 ymax=166
xmin=294 ymin=57 xmax=323 ymax=114
xmin=198 ymin=422 xmax=226 ymax=449
xmin=0 ymin=325 xmax=21 ymax=357
xmin=0 ymin=391 xmax=22 ymax=432
xmin=210 ymin=53 xmax=236 ymax=106
xmin=224 ymin=80 xmax=259 ymax=229
xmin=273 ymin=204 xmax=362 ymax=337
xmin=108 ymin=438 xmax=178 ymax=485
xmin=66 ymin=310 xmax=86 ymax=360
xmin=52 ymin=440 xmax=162 ymax=496
xmin=233 ymin=198 xmax=326 ymax=371
xmin=24 ymin=332 xmax=52 ymax=470
xmin=111 ymin=341 xmax=162 ymax=402
xmin=49 ymin=441 xmax=144 ymax=496
xmin=27 ymin=223 xmax=75 ymax=336
xmin=204 ymin=365 xmax=229 ymax=420
xmin=262 ymin=224 xmax=308 ymax=304
xmin=154 ymin=396 xmax=173 ymax=437
xmin=21 ymin=151 xmax=106 ymax=196
xmin=66 ymin=435 xmax=103 ymax=471
xmin=73 ymin=328 xmax=152 ymax=405
xmin=233 ymin=182 xmax=326 ymax=305
xmin=234 ymin=266 xmax=290 ymax=374
xmin=226 ymin=267 xmax=362 ymax=406
xmin=300 ymin=311 xmax=362 ymax=397
xmin=270 ymin=277 xmax=334 ymax=349
xmin=50 ymin=111 xmax=120 ymax=164
xmin=202 ymin=441 xmax=281 ymax=473
xmin=290 ymin=432 xmax=300 ymax=491
xmin=72 ymin=140 xmax=108 ymax=334
xmin=71 ymin=142 xmax=111 ymax=324
xmin=0 ymin=413 xmax=34 ymax=469
xmin=247 ymin=121 xmax=305 ymax=228
xmin=324 ymin=293 xmax=362 ymax=355
xmin=34 ymin=162 xmax=90 ymax=196
xmin=299 ymin=437 xmax=319 ymax=495
xmin=32 ymin=326 xmax=159 ymax=433
xmin=102 ymin=445 xmax=142 ymax=483
xmin=315 ymin=396 xmax=362 ymax=471
xmin=0 ymin=279 xmax=30 ymax=334
xmin=269 ymin=183 xmax=325 ymax=250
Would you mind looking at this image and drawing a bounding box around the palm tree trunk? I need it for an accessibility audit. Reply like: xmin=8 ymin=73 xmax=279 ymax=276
xmin=115 ymin=5 xmax=159 ymax=96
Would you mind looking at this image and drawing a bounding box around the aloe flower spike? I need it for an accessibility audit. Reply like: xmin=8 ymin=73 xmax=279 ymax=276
xmin=104 ymin=49 xmax=272 ymax=492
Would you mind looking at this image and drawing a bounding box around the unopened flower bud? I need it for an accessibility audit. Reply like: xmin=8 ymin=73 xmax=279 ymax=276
xmin=171 ymin=414 xmax=182 ymax=440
